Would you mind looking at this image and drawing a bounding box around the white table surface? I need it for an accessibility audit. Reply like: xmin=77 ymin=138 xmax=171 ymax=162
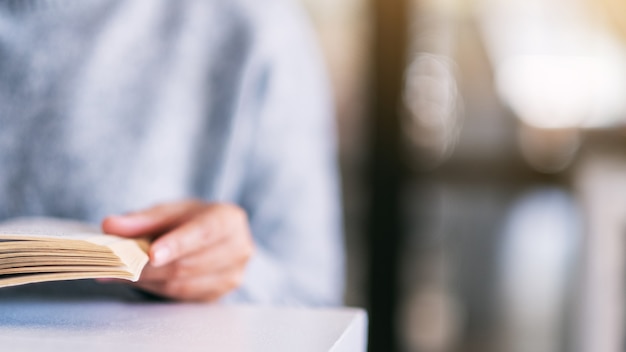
xmin=0 ymin=301 xmax=367 ymax=351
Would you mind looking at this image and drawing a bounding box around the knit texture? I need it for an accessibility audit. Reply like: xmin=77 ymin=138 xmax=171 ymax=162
xmin=0 ymin=0 xmax=344 ymax=306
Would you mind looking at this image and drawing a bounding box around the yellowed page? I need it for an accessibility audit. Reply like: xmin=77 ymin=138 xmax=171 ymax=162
xmin=0 ymin=217 xmax=149 ymax=286
xmin=0 ymin=272 xmax=136 ymax=288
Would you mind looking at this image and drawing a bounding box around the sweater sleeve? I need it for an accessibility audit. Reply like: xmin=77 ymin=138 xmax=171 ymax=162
xmin=221 ymin=0 xmax=345 ymax=306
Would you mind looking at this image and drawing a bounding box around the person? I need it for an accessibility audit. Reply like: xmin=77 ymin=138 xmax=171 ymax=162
xmin=0 ymin=0 xmax=344 ymax=306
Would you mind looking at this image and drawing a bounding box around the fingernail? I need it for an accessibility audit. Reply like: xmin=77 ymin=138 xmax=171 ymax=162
xmin=152 ymin=246 xmax=171 ymax=267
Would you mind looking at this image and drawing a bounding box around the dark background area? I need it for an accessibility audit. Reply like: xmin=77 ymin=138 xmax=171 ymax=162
xmin=302 ymin=0 xmax=626 ymax=351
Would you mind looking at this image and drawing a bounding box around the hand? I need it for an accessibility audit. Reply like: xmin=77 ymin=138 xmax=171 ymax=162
xmin=102 ymin=200 xmax=255 ymax=302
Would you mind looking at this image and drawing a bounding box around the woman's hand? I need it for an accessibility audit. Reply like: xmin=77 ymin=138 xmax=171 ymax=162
xmin=102 ymin=200 xmax=254 ymax=301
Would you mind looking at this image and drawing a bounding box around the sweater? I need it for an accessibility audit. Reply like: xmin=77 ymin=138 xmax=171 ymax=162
xmin=0 ymin=0 xmax=344 ymax=306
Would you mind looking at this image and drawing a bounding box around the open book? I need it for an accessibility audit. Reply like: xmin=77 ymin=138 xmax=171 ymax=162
xmin=0 ymin=217 xmax=149 ymax=288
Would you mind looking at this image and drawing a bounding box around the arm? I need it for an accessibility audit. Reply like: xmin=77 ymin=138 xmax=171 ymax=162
xmin=226 ymin=1 xmax=344 ymax=306
xmin=102 ymin=1 xmax=344 ymax=306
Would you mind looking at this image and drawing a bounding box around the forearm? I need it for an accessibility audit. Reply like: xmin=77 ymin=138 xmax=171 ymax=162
xmin=222 ymin=245 xmax=344 ymax=306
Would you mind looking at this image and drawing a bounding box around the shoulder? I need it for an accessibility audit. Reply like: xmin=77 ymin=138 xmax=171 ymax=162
xmin=221 ymin=0 xmax=320 ymax=58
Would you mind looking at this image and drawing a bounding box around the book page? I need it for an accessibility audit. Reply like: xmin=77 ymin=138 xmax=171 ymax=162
xmin=0 ymin=217 xmax=142 ymax=250
xmin=0 ymin=217 xmax=149 ymax=285
xmin=0 ymin=217 xmax=100 ymax=239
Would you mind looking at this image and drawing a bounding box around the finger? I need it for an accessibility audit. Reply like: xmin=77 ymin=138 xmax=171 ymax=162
xmin=101 ymin=200 xmax=207 ymax=238
xmin=149 ymin=205 xmax=249 ymax=267
xmin=139 ymin=236 xmax=254 ymax=281
xmin=132 ymin=267 xmax=246 ymax=301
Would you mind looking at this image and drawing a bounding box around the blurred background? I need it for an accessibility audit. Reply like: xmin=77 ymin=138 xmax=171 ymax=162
xmin=297 ymin=0 xmax=626 ymax=351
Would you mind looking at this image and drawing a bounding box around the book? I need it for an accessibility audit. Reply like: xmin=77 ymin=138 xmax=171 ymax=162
xmin=0 ymin=217 xmax=149 ymax=288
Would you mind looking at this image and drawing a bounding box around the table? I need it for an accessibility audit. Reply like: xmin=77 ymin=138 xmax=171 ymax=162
xmin=0 ymin=300 xmax=367 ymax=351
xmin=574 ymin=152 xmax=626 ymax=352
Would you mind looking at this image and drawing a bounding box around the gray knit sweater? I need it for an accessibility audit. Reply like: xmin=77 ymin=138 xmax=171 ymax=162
xmin=0 ymin=0 xmax=343 ymax=306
